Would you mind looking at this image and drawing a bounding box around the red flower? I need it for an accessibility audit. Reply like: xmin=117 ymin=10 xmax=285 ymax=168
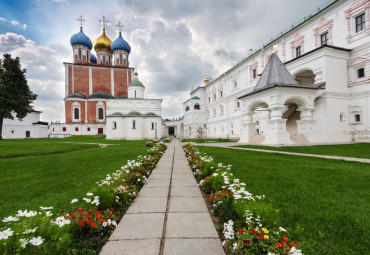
xmin=275 ymin=242 xmax=283 ymax=248
xmin=250 ymin=229 xmax=257 ymax=235
xmin=258 ymin=234 xmax=264 ymax=240
xmin=290 ymin=242 xmax=297 ymax=248
xmin=210 ymin=190 xmax=214 ymax=194
xmin=237 ymin=228 xmax=244 ymax=234
xmin=286 ymin=245 xmax=290 ymax=251
xmin=283 ymin=236 xmax=289 ymax=242
xmin=90 ymin=222 xmax=97 ymax=228
xmin=243 ymin=240 xmax=250 ymax=245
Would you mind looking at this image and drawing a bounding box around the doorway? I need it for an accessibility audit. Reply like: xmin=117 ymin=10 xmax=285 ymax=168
xmin=168 ymin=127 xmax=175 ymax=136
xmin=25 ymin=131 xmax=30 ymax=138
xmin=98 ymin=128 xmax=104 ymax=135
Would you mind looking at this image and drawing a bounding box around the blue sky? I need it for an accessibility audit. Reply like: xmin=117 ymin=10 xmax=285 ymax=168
xmin=0 ymin=0 xmax=329 ymax=122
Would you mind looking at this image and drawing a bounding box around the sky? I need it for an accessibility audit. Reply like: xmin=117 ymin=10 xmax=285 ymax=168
xmin=0 ymin=0 xmax=330 ymax=122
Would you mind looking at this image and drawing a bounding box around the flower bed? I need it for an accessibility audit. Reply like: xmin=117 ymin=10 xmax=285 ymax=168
xmin=0 ymin=142 xmax=167 ymax=254
xmin=183 ymin=143 xmax=303 ymax=255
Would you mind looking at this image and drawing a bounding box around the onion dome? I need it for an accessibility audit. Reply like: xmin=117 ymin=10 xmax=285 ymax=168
xmin=111 ymin=33 xmax=131 ymax=53
xmin=129 ymin=72 xmax=145 ymax=87
xmin=90 ymin=53 xmax=97 ymax=63
xmin=70 ymin=28 xmax=93 ymax=49
xmin=93 ymin=29 xmax=112 ymax=52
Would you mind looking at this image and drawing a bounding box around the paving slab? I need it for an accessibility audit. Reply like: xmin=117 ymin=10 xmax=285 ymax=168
xmin=100 ymin=239 xmax=160 ymax=255
xmin=171 ymin=178 xmax=198 ymax=187
xmin=144 ymin=179 xmax=170 ymax=187
xmin=147 ymin=173 xmax=171 ymax=180
xmin=163 ymin=239 xmax=225 ymax=255
xmin=109 ymin=213 xmax=165 ymax=240
xmin=166 ymin=212 xmax=219 ymax=238
xmin=127 ymin=197 xmax=167 ymax=213
xmin=169 ymin=197 xmax=208 ymax=212
xmin=171 ymin=186 xmax=203 ymax=197
xmin=138 ymin=186 xmax=169 ymax=198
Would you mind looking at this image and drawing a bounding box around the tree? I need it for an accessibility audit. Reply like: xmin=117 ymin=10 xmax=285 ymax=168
xmin=0 ymin=54 xmax=38 ymax=140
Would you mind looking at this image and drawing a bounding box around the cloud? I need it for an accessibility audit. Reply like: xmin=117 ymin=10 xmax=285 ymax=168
xmin=0 ymin=17 xmax=6 ymax=22
xmin=0 ymin=32 xmax=68 ymax=122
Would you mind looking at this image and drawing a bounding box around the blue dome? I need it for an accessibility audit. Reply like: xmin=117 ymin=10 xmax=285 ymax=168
xmin=70 ymin=28 xmax=92 ymax=49
xmin=111 ymin=33 xmax=131 ymax=53
xmin=90 ymin=53 xmax=97 ymax=63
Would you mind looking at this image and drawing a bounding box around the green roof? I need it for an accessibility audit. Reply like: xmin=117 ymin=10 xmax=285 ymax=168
xmin=128 ymin=111 xmax=142 ymax=116
xmin=191 ymin=96 xmax=200 ymax=99
xmin=129 ymin=80 xmax=145 ymax=87
xmin=111 ymin=112 xmax=123 ymax=116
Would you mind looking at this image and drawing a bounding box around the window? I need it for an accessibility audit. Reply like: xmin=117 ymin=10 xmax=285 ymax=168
xmin=220 ymin=90 xmax=223 ymax=98
xmin=296 ymin=46 xmax=301 ymax=57
xmin=234 ymin=81 xmax=237 ymax=88
xmin=340 ymin=114 xmax=345 ymax=122
xmin=75 ymin=127 xmax=79 ymax=131
xmin=63 ymin=127 xmax=66 ymax=132
xmin=320 ymin=32 xmax=329 ymax=46
xmin=78 ymin=48 xmax=82 ymax=60
xmin=185 ymin=106 xmax=190 ymax=111
xmin=120 ymin=53 xmax=123 ymax=65
xmin=74 ymin=108 xmax=80 ymax=120
xmin=194 ymin=104 xmax=200 ymax=110
xmin=355 ymin=114 xmax=361 ymax=122
xmin=132 ymin=120 xmax=136 ymax=129
xmin=135 ymin=90 xmax=137 ymax=98
xmin=113 ymin=121 xmax=117 ymax=129
xmin=357 ymin=68 xmax=365 ymax=78
xmin=237 ymin=102 xmax=240 ymax=108
xmin=151 ymin=122 xmax=154 ymax=130
xmin=98 ymin=107 xmax=104 ymax=120
xmin=208 ymin=97 xmax=211 ymax=103
xmin=252 ymin=69 xmax=257 ymax=79
xmin=103 ymin=55 xmax=106 ymax=65
xmin=356 ymin=13 xmax=365 ymax=33
xmin=11 ymin=129 xmax=14 ymax=134
xmin=87 ymin=127 xmax=91 ymax=131
xmin=213 ymin=93 xmax=216 ymax=100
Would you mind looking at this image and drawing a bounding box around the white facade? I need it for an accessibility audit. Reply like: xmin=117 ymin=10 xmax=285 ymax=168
xmin=2 ymin=110 xmax=48 ymax=139
xmin=172 ymin=0 xmax=370 ymax=145
xmin=183 ymin=87 xmax=207 ymax=138
xmin=106 ymin=98 xmax=162 ymax=140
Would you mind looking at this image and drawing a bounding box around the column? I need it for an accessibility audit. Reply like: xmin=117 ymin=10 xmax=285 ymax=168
xmin=239 ymin=111 xmax=256 ymax=143
xmin=265 ymin=106 xmax=291 ymax=144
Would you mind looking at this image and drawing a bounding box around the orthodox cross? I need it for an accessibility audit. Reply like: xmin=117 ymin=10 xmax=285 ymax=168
xmin=77 ymin=15 xmax=85 ymax=28
xmin=117 ymin=21 xmax=124 ymax=34
xmin=99 ymin=16 xmax=109 ymax=30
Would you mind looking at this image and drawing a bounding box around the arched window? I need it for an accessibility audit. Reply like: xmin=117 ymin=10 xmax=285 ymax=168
xmin=135 ymin=90 xmax=137 ymax=98
xmin=113 ymin=121 xmax=117 ymax=129
xmin=132 ymin=120 xmax=136 ymax=129
xmin=185 ymin=106 xmax=190 ymax=111
xmin=98 ymin=108 xmax=104 ymax=120
xmin=74 ymin=108 xmax=79 ymax=120
xmin=72 ymin=102 xmax=81 ymax=122
xmin=194 ymin=104 xmax=200 ymax=110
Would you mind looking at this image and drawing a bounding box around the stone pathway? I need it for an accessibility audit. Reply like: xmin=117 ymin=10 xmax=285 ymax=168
xmin=194 ymin=142 xmax=370 ymax=164
xmin=100 ymin=140 xmax=225 ymax=255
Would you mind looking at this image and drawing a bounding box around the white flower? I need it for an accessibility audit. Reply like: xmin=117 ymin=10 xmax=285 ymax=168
xmin=40 ymin=206 xmax=53 ymax=210
xmin=16 ymin=210 xmax=28 ymax=217
xmin=51 ymin=216 xmax=71 ymax=227
xmin=26 ymin=211 xmax=37 ymax=217
xmin=279 ymin=227 xmax=287 ymax=232
xmin=83 ymin=198 xmax=91 ymax=203
xmin=86 ymin=193 xmax=93 ymax=196
xmin=289 ymin=247 xmax=303 ymax=255
xmin=29 ymin=236 xmax=43 ymax=246
xmin=71 ymin=198 xmax=78 ymax=203
xmin=2 ymin=216 xmax=19 ymax=222
xmin=19 ymin=238 xmax=29 ymax=248
xmin=0 ymin=228 xmax=14 ymax=240
xmin=23 ymin=227 xmax=38 ymax=234
xmin=45 ymin=211 xmax=53 ymax=217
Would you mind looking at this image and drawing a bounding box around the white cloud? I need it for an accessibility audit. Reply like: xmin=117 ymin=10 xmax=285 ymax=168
xmin=11 ymin=20 xmax=19 ymax=26
xmin=0 ymin=17 xmax=6 ymax=22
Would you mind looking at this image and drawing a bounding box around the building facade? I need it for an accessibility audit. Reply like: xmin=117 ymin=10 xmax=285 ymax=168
xmin=50 ymin=17 xmax=163 ymax=140
xmin=176 ymin=0 xmax=370 ymax=145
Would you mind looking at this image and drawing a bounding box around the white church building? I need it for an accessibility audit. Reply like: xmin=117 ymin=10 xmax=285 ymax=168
xmin=171 ymin=0 xmax=370 ymax=145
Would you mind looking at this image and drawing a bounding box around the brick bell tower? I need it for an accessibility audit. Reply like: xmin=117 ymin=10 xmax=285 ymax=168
xmin=64 ymin=16 xmax=133 ymax=134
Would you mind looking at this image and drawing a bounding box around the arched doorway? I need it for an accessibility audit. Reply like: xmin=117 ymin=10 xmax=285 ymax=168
xmin=294 ymin=70 xmax=316 ymax=86
xmin=283 ymin=98 xmax=308 ymax=144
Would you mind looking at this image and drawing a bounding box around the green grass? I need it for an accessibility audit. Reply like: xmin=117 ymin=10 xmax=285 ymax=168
xmin=234 ymin=143 xmax=370 ymax=159
xmin=182 ymin=138 xmax=235 ymax=143
xmin=0 ymin=137 xmax=148 ymax=222
xmin=196 ymin=146 xmax=370 ymax=255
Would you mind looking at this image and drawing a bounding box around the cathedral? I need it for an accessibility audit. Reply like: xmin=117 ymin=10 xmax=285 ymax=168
xmin=171 ymin=0 xmax=370 ymax=145
xmin=49 ymin=16 xmax=162 ymax=140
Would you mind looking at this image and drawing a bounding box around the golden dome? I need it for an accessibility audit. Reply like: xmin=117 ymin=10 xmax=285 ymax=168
xmin=93 ymin=29 xmax=112 ymax=52
xmin=204 ymin=74 xmax=209 ymax=84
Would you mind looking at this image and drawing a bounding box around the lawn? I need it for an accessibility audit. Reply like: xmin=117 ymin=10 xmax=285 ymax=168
xmin=196 ymin=146 xmax=370 ymax=255
xmin=234 ymin=143 xmax=370 ymax=159
xmin=0 ymin=136 xmax=148 ymax=222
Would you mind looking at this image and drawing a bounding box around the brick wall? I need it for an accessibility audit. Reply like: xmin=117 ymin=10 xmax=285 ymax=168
xmin=92 ymin=69 xmax=111 ymax=94
xmin=73 ymin=66 xmax=89 ymax=97
xmin=87 ymin=101 xmax=106 ymax=123
xmin=114 ymin=69 xmax=129 ymax=98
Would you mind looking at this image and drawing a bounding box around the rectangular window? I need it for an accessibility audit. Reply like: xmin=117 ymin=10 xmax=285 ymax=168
xmin=296 ymin=46 xmax=301 ymax=57
xmin=234 ymin=81 xmax=237 ymax=87
xmin=340 ymin=114 xmax=344 ymax=122
xmin=356 ymin=13 xmax=365 ymax=33
xmin=220 ymin=90 xmax=223 ymax=97
xmin=63 ymin=127 xmax=66 ymax=132
xmin=355 ymin=114 xmax=361 ymax=122
xmin=357 ymin=68 xmax=365 ymax=78
xmin=132 ymin=120 xmax=136 ymax=129
xmin=78 ymin=48 xmax=82 ymax=60
xmin=151 ymin=122 xmax=154 ymax=130
xmin=320 ymin=32 xmax=329 ymax=46
xmin=87 ymin=127 xmax=91 ymax=131
xmin=237 ymin=102 xmax=240 ymax=108
xmin=208 ymin=97 xmax=211 ymax=103
xmin=75 ymin=127 xmax=79 ymax=131
xmin=252 ymin=69 xmax=257 ymax=79
xmin=213 ymin=93 xmax=216 ymax=100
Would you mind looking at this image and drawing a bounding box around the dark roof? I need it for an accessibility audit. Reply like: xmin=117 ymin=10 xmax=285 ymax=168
xmin=88 ymin=92 xmax=114 ymax=99
xmin=254 ymin=53 xmax=299 ymax=91
xmin=33 ymin=121 xmax=48 ymax=125
xmin=65 ymin=93 xmax=86 ymax=99
xmin=238 ymin=53 xmax=324 ymax=99
xmin=118 ymin=95 xmax=128 ymax=99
